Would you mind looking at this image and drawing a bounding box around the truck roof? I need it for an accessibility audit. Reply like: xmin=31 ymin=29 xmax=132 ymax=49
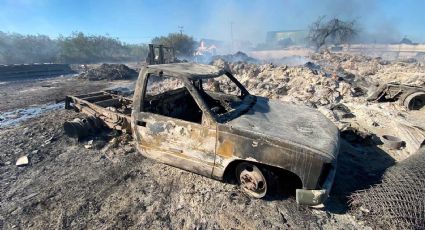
xmin=145 ymin=63 xmax=226 ymax=79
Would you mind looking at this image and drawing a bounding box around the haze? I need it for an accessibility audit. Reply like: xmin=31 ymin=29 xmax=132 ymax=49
xmin=1 ymin=0 xmax=424 ymax=44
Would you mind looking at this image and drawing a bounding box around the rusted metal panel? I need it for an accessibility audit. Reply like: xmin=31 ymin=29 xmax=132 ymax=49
xmin=84 ymin=94 xmax=113 ymax=102
xmin=94 ymin=98 xmax=121 ymax=107
xmin=213 ymin=125 xmax=332 ymax=189
xmin=226 ymin=97 xmax=339 ymax=159
xmin=131 ymin=68 xmax=217 ymax=176
xmin=144 ymin=63 xmax=226 ymax=80
xmin=134 ymin=112 xmax=216 ymax=177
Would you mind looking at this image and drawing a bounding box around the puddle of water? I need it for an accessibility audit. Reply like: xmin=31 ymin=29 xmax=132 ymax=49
xmin=0 ymin=103 xmax=64 ymax=128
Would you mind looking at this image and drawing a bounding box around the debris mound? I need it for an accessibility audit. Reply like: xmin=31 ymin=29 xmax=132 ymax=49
xmin=211 ymin=51 xmax=259 ymax=64
xmin=350 ymin=147 xmax=425 ymax=229
xmin=78 ymin=64 xmax=138 ymax=81
xmin=310 ymin=51 xmax=425 ymax=87
xmin=211 ymin=59 xmax=368 ymax=108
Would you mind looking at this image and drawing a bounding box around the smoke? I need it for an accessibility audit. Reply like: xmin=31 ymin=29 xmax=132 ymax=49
xmin=192 ymin=0 xmax=407 ymax=49
xmin=194 ymin=1 xmax=273 ymax=52
xmin=355 ymin=22 xmax=402 ymax=44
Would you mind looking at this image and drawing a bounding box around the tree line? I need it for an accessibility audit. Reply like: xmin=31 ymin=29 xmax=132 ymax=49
xmin=0 ymin=31 xmax=151 ymax=64
xmin=0 ymin=31 xmax=198 ymax=65
xmin=0 ymin=32 xmax=147 ymax=64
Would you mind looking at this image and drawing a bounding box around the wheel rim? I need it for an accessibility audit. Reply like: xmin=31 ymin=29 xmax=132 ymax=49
xmin=237 ymin=163 xmax=267 ymax=198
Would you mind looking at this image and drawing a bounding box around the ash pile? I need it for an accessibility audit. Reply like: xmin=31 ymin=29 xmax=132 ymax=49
xmin=77 ymin=64 xmax=138 ymax=81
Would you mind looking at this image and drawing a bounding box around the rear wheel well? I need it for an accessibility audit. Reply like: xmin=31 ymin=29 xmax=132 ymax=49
xmin=224 ymin=160 xmax=303 ymax=195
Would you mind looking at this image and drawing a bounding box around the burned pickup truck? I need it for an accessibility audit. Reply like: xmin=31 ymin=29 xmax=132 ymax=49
xmin=65 ymin=63 xmax=339 ymax=205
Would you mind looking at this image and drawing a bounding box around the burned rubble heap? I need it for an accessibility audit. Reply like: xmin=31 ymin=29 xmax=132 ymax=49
xmin=211 ymin=51 xmax=260 ymax=64
xmin=212 ymin=56 xmax=366 ymax=108
xmin=212 ymin=51 xmax=425 ymax=109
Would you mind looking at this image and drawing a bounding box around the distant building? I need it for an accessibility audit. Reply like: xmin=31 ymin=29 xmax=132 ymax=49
xmin=266 ymin=30 xmax=308 ymax=45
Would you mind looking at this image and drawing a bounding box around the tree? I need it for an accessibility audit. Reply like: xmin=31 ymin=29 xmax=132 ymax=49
xmin=151 ymin=33 xmax=197 ymax=57
xmin=308 ymin=16 xmax=358 ymax=50
xmin=57 ymin=32 xmax=148 ymax=63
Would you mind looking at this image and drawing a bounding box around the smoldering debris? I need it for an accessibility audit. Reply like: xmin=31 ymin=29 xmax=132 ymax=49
xmin=210 ymin=51 xmax=259 ymax=64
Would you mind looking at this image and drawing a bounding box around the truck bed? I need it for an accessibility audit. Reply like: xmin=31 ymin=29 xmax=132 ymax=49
xmin=65 ymin=90 xmax=133 ymax=132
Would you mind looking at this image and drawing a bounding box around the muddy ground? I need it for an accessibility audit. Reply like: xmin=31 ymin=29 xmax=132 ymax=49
xmin=1 ymin=55 xmax=422 ymax=229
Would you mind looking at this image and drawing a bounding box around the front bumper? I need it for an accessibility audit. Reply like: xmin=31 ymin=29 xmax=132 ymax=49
xmin=295 ymin=163 xmax=337 ymax=206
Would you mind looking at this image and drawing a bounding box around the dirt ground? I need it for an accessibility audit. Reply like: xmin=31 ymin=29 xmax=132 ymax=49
xmin=0 ymin=76 xmax=367 ymax=230
xmin=0 ymin=54 xmax=423 ymax=229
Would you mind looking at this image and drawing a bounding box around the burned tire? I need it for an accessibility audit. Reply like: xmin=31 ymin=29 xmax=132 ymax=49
xmin=236 ymin=162 xmax=267 ymax=198
xmin=63 ymin=116 xmax=103 ymax=138
xmin=403 ymin=91 xmax=425 ymax=110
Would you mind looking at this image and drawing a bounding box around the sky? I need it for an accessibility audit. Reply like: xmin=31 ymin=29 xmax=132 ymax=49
xmin=0 ymin=0 xmax=424 ymax=44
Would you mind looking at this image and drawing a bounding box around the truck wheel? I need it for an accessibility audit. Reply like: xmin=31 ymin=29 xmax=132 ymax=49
xmin=236 ymin=162 xmax=267 ymax=198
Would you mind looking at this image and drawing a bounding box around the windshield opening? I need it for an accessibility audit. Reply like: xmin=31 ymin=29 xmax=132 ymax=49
xmin=193 ymin=74 xmax=253 ymax=120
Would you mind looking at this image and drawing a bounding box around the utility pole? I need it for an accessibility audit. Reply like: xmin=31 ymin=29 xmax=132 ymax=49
xmin=178 ymin=26 xmax=184 ymax=35
xmin=230 ymin=21 xmax=234 ymax=53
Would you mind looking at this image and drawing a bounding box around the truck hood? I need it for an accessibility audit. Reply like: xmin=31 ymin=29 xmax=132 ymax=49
xmin=227 ymin=97 xmax=339 ymax=160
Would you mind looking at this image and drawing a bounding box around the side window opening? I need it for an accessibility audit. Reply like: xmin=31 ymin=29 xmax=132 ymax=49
xmin=143 ymin=75 xmax=203 ymax=124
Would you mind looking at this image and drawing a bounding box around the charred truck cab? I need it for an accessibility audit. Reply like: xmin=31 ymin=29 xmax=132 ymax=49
xmin=131 ymin=63 xmax=339 ymax=206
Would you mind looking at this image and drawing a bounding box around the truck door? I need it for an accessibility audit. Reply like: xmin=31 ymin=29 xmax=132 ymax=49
xmin=132 ymin=73 xmax=216 ymax=177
